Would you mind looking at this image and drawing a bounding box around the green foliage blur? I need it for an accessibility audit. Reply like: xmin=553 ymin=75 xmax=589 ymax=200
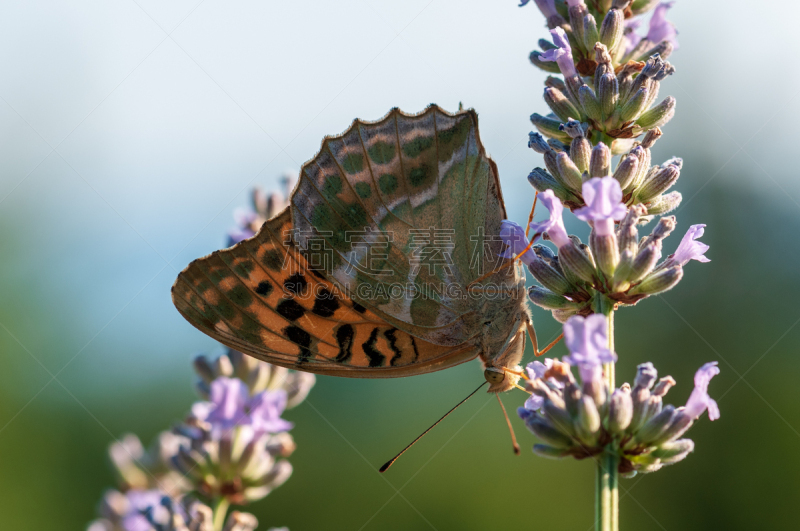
xmin=1 ymin=1 xmax=799 ymax=529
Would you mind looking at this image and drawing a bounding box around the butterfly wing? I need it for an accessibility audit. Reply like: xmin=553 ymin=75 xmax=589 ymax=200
xmin=172 ymin=208 xmax=480 ymax=377
xmin=290 ymin=105 xmax=516 ymax=346
xmin=172 ymin=105 xmax=521 ymax=378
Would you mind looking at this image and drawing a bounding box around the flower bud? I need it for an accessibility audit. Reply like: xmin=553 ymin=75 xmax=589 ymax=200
xmin=635 ymin=404 xmax=677 ymax=444
xmin=544 ymin=87 xmax=583 ymax=122
xmin=528 ymin=256 xmax=573 ymax=294
xmin=548 ymin=138 xmax=569 ymax=153
xmin=543 ymin=398 xmax=578 ymax=437
xmin=628 ymin=265 xmax=683 ymax=296
xmin=652 ymin=439 xmax=695 ymax=463
xmin=558 ymin=242 xmax=597 ymax=283
xmin=599 ymin=9 xmax=623 ymax=52
xmin=649 ymin=412 xmax=693 ymax=446
xmin=612 ymin=153 xmax=639 ymax=190
xmin=646 ymin=191 xmax=682 ymax=215
xmin=576 ymin=395 xmax=602 ymax=442
xmin=528 ymin=286 xmax=580 ymax=310
xmin=563 ymin=382 xmax=582 ymax=418
xmin=641 ymin=127 xmax=662 ymax=149
xmin=533 ymin=444 xmax=573 ymax=459
xmin=528 ymin=132 xmax=552 ymax=154
xmin=525 ymin=415 xmax=574 ymax=448
xmin=590 ymin=142 xmax=611 ymax=177
xmin=569 ymin=142 xmax=592 ymax=177
xmin=545 ymin=75 xmax=567 ymax=92
xmin=635 ymin=96 xmax=676 ymax=130
xmin=598 ymin=72 xmax=619 ymax=118
xmin=582 ymin=13 xmax=600 ymax=51
xmin=608 ymin=387 xmax=633 ymax=433
xmin=618 ymin=86 xmax=649 ymax=123
xmin=637 ymin=164 xmax=680 ymax=202
xmin=634 ymin=362 xmax=657 ymax=390
xmin=579 ymin=85 xmax=602 ymax=122
xmin=528 ymin=168 xmax=570 ymax=201
xmin=640 ymin=215 xmax=676 ymax=250
xmin=591 ymin=233 xmax=619 ymax=277
xmin=531 ymin=112 xmax=567 ymax=139
xmin=628 ymin=244 xmax=659 ymax=283
xmin=556 ymin=152 xmax=584 ymax=189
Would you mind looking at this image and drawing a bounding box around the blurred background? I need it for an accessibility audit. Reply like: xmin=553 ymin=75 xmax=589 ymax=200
xmin=0 ymin=0 xmax=798 ymax=529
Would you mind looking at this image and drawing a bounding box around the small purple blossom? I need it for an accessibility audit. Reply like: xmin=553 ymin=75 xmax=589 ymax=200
xmin=120 ymin=490 xmax=171 ymax=531
xmin=228 ymin=207 xmax=259 ymax=246
xmin=648 ymin=2 xmax=679 ymax=49
xmin=684 ymin=362 xmax=720 ymax=420
xmin=671 ymin=224 xmax=710 ymax=266
xmin=192 ymin=377 xmax=293 ymax=438
xmin=499 ymin=220 xmax=536 ymax=265
xmin=573 ymin=177 xmax=628 ymax=236
xmin=563 ymin=314 xmax=617 ymax=384
xmin=540 ymin=28 xmax=576 ymax=78
xmin=622 ymin=18 xmax=643 ymax=55
xmin=529 ymin=190 xmax=570 ymax=248
xmin=523 ymin=358 xmax=564 ymax=411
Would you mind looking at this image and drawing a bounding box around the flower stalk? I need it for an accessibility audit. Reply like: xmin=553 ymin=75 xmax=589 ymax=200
xmin=594 ymin=295 xmax=618 ymax=531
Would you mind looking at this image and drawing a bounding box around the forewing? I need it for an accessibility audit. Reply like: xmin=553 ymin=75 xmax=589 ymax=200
xmin=290 ymin=105 xmax=515 ymax=346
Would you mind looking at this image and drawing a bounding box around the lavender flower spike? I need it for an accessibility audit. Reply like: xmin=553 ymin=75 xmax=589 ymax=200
xmin=684 ymin=362 xmax=720 ymax=420
xmin=574 ymin=177 xmax=628 ymax=236
xmin=540 ymin=28 xmax=576 ymax=78
xmin=672 ymin=224 xmax=710 ymax=266
xmin=562 ymin=314 xmax=617 ymax=384
xmin=648 ymin=2 xmax=679 ymax=49
xmin=500 ymin=220 xmax=537 ymax=265
xmin=529 ymin=190 xmax=570 ymax=248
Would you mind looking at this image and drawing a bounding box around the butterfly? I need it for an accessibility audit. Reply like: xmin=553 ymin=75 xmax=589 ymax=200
xmin=172 ymin=105 xmax=550 ymax=395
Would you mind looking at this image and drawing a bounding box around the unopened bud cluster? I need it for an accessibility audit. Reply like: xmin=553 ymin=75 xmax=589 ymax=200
xmin=528 ymin=122 xmax=680 ymax=214
xmin=531 ymin=49 xmax=675 ymax=151
xmin=519 ymin=358 xmax=719 ymax=477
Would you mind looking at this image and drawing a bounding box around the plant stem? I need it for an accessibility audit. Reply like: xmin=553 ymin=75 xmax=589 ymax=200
xmin=594 ymin=294 xmax=618 ymax=531
xmin=212 ymin=497 xmax=230 ymax=531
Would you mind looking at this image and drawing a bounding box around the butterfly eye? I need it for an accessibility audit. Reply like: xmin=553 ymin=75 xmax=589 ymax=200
xmin=483 ymin=368 xmax=506 ymax=384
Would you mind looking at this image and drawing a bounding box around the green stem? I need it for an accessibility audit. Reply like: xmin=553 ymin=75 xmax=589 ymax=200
xmin=593 ymin=294 xmax=618 ymax=531
xmin=212 ymin=497 xmax=230 ymax=531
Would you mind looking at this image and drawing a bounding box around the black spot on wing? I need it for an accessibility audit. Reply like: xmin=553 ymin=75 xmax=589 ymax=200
xmin=384 ymin=328 xmax=403 ymax=366
xmin=409 ymin=336 xmax=420 ymax=363
xmin=352 ymin=302 xmax=367 ymax=314
xmin=312 ymin=288 xmax=340 ymax=317
xmin=284 ymin=273 xmax=308 ymax=295
xmin=277 ymin=298 xmax=306 ymax=321
xmin=334 ymin=324 xmax=354 ymax=363
xmin=283 ymin=325 xmax=312 ymax=364
xmin=255 ymin=281 xmax=273 ymax=296
xmin=362 ymin=328 xmax=385 ymax=367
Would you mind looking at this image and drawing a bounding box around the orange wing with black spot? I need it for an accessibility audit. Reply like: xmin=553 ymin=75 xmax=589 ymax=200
xmin=172 ymin=209 xmax=480 ymax=377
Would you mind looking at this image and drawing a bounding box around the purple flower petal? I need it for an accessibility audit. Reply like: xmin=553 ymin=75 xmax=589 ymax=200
xmin=499 ymin=220 xmax=536 ymax=265
xmin=684 ymin=362 xmax=720 ymax=420
xmin=529 ymin=190 xmax=570 ymax=248
xmin=563 ymin=314 xmax=617 ymax=384
xmin=539 ymin=28 xmax=576 ymax=78
xmin=573 ymin=177 xmax=628 ymax=236
xmin=648 ymin=2 xmax=679 ymax=49
xmin=672 ymin=224 xmax=710 ymax=266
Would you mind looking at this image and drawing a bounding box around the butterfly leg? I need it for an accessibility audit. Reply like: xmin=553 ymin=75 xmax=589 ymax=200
xmin=525 ymin=315 xmax=563 ymax=357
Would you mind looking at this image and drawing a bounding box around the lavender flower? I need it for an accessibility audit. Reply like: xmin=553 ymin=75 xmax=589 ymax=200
xmin=529 ymin=190 xmax=570 ymax=248
xmin=684 ymin=362 xmax=720 ymax=420
xmin=191 ymin=377 xmax=293 ymax=439
xmin=562 ymin=314 xmax=617 ymax=384
xmin=227 ymin=175 xmax=296 ymax=246
xmin=648 ymin=2 xmax=679 ymax=49
xmin=499 ymin=220 xmax=536 ymax=265
xmin=523 ymin=358 xmax=564 ymax=410
xmin=573 ymin=177 xmax=627 ymax=236
xmin=88 ymin=489 xmax=174 ymax=531
xmin=519 ymin=0 xmax=558 ymax=18
xmin=540 ymin=28 xmax=576 ymax=78
xmin=669 ymin=224 xmax=710 ymax=266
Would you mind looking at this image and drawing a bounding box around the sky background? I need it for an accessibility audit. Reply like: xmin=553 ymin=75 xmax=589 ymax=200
xmin=1 ymin=0 xmax=799 ymax=529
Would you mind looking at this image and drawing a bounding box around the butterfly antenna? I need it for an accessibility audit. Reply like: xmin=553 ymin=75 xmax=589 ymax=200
xmin=495 ymin=392 xmax=521 ymax=455
xmin=379 ymin=381 xmax=488 ymax=473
